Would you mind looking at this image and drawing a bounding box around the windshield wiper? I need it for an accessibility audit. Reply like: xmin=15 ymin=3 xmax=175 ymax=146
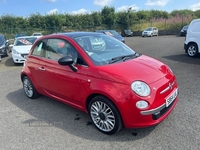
xmin=109 ymin=53 xmax=139 ymax=64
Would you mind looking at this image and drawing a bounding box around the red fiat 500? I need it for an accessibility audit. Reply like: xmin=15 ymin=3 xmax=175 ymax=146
xmin=21 ymin=32 xmax=178 ymax=135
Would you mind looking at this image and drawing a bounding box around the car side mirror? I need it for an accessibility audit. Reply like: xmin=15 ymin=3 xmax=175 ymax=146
xmin=5 ymin=40 xmax=10 ymax=45
xmin=58 ymin=56 xmax=78 ymax=72
xmin=9 ymin=44 xmax=13 ymax=49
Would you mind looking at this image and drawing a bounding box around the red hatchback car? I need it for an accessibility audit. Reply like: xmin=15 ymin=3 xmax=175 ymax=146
xmin=21 ymin=32 xmax=178 ymax=135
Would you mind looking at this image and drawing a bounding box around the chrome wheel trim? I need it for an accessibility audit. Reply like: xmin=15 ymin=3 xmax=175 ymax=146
xmin=90 ymin=101 xmax=115 ymax=132
xmin=188 ymin=46 xmax=196 ymax=56
xmin=23 ymin=78 xmax=33 ymax=97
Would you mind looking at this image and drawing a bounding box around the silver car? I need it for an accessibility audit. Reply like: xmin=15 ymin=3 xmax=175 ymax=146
xmin=142 ymin=27 xmax=158 ymax=37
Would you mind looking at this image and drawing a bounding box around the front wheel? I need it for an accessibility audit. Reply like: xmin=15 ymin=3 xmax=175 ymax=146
xmin=23 ymin=76 xmax=40 ymax=99
xmin=187 ymin=43 xmax=198 ymax=57
xmin=88 ymin=96 xmax=123 ymax=135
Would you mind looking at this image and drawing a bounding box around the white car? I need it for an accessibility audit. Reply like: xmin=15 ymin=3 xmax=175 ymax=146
xmin=12 ymin=36 xmax=37 ymax=64
xmin=184 ymin=18 xmax=200 ymax=57
xmin=32 ymin=32 xmax=43 ymax=38
xmin=142 ymin=27 xmax=158 ymax=37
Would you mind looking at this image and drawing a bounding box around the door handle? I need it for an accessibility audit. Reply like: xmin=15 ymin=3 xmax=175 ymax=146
xmin=38 ymin=67 xmax=45 ymax=71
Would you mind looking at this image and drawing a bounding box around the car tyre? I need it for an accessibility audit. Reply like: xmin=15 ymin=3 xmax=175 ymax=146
xmin=88 ymin=95 xmax=123 ymax=135
xmin=4 ymin=48 xmax=8 ymax=57
xmin=187 ymin=43 xmax=198 ymax=57
xmin=23 ymin=76 xmax=40 ymax=99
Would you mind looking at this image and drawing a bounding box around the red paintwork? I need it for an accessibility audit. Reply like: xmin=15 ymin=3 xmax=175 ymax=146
xmin=21 ymin=33 xmax=178 ymax=129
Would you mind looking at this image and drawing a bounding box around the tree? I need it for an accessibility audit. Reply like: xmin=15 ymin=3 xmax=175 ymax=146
xmin=91 ymin=11 xmax=102 ymax=27
xmin=44 ymin=14 xmax=65 ymax=32
xmin=28 ymin=13 xmax=46 ymax=29
xmin=101 ymin=6 xmax=116 ymax=29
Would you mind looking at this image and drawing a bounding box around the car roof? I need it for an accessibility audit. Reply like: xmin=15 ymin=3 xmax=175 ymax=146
xmin=15 ymin=33 xmax=26 ymax=35
xmin=16 ymin=36 xmax=37 ymax=39
xmin=48 ymin=31 xmax=104 ymax=38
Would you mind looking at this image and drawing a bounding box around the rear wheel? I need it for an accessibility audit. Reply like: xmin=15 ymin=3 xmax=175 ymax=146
xmin=187 ymin=43 xmax=198 ymax=57
xmin=88 ymin=96 xmax=123 ymax=135
xmin=23 ymin=76 xmax=40 ymax=99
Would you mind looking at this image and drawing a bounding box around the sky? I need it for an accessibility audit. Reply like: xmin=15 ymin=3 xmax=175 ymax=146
xmin=0 ymin=0 xmax=200 ymax=17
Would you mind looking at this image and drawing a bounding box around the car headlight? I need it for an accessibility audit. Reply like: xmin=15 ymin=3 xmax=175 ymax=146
xmin=136 ymin=100 xmax=149 ymax=109
xmin=12 ymin=49 xmax=19 ymax=54
xmin=131 ymin=81 xmax=150 ymax=96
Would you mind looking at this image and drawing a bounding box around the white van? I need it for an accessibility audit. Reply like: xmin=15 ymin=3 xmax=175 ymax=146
xmin=184 ymin=18 xmax=200 ymax=57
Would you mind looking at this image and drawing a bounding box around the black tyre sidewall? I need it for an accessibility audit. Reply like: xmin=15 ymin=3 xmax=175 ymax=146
xmin=23 ymin=76 xmax=40 ymax=99
xmin=187 ymin=43 xmax=198 ymax=57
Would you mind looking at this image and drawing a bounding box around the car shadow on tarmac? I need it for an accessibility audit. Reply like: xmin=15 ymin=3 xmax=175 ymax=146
xmin=3 ymin=56 xmax=23 ymax=67
xmin=7 ymin=88 xmax=156 ymax=141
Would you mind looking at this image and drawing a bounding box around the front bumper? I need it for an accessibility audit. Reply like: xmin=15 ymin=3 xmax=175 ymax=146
xmin=118 ymin=77 xmax=178 ymax=128
xmin=12 ymin=53 xmax=28 ymax=63
xmin=142 ymin=32 xmax=151 ymax=37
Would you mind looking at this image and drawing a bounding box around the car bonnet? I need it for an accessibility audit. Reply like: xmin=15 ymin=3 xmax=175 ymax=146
xmin=97 ymin=55 xmax=173 ymax=84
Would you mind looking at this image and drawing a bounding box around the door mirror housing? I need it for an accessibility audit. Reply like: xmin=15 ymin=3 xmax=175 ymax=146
xmin=58 ymin=56 xmax=78 ymax=72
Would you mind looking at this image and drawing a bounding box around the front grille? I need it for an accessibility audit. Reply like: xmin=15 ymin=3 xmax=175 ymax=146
xmin=21 ymin=54 xmax=28 ymax=58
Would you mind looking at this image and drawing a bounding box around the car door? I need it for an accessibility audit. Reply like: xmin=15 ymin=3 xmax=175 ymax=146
xmin=26 ymin=40 xmax=46 ymax=91
xmin=38 ymin=38 xmax=91 ymax=108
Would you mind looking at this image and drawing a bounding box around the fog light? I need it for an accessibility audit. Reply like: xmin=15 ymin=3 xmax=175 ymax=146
xmin=136 ymin=100 xmax=148 ymax=109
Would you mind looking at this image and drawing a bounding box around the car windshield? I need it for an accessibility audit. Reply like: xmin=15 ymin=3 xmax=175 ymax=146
xmin=14 ymin=37 xmax=37 ymax=46
xmin=183 ymin=26 xmax=188 ymax=30
xmin=145 ymin=28 xmax=153 ymax=31
xmin=74 ymin=34 xmax=137 ymax=66
xmin=125 ymin=30 xmax=132 ymax=33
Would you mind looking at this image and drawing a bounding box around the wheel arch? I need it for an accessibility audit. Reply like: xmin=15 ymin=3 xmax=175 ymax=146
xmin=21 ymin=73 xmax=27 ymax=82
xmin=188 ymin=42 xmax=199 ymax=51
xmin=85 ymin=93 xmax=124 ymax=125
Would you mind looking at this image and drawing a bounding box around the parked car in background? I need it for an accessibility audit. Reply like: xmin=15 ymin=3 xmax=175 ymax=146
xmin=95 ymin=30 xmax=125 ymax=43
xmin=0 ymin=34 xmax=10 ymax=58
xmin=14 ymin=33 xmax=27 ymax=39
xmin=12 ymin=36 xmax=37 ymax=64
xmin=32 ymin=32 xmax=43 ymax=38
xmin=121 ymin=29 xmax=133 ymax=37
xmin=142 ymin=27 xmax=158 ymax=37
xmin=184 ymin=19 xmax=200 ymax=57
xmin=180 ymin=25 xmax=189 ymax=36
xmin=21 ymin=32 xmax=178 ymax=135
